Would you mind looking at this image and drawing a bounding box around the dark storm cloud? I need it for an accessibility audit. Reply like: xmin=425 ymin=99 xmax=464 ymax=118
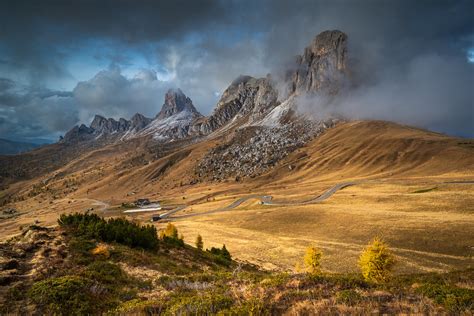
xmin=260 ymin=0 xmax=474 ymax=137
xmin=0 ymin=0 xmax=473 ymax=141
xmin=0 ymin=0 xmax=228 ymax=83
xmin=0 ymin=78 xmax=78 ymax=142
xmin=73 ymin=65 xmax=170 ymax=123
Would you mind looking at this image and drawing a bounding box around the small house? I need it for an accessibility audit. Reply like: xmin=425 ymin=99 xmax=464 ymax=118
xmin=136 ymin=198 xmax=151 ymax=206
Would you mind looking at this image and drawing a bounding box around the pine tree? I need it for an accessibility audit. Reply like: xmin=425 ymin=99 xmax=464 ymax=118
xmin=359 ymin=237 xmax=395 ymax=283
xmin=195 ymin=234 xmax=203 ymax=250
xmin=304 ymin=245 xmax=323 ymax=275
xmin=221 ymin=244 xmax=231 ymax=260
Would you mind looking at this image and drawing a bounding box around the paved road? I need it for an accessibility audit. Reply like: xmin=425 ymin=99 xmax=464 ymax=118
xmin=167 ymin=182 xmax=356 ymax=220
xmin=159 ymin=205 xmax=188 ymax=219
xmin=91 ymin=179 xmax=472 ymax=221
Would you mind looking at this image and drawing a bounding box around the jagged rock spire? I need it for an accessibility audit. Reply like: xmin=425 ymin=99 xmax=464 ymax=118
xmin=156 ymin=88 xmax=201 ymax=120
xmin=287 ymin=30 xmax=348 ymax=95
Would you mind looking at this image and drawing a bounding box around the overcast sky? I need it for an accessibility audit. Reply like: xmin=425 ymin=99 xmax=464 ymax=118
xmin=0 ymin=0 xmax=473 ymax=143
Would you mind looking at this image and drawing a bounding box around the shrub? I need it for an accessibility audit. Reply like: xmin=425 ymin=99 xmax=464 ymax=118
xmin=28 ymin=276 xmax=96 ymax=315
xmin=416 ymin=283 xmax=474 ymax=313
xmin=220 ymin=298 xmax=268 ymax=315
xmin=58 ymin=213 xmax=159 ymax=250
xmin=207 ymin=245 xmax=232 ymax=265
xmin=160 ymin=223 xmax=179 ymax=239
xmin=166 ymin=292 xmax=233 ymax=315
xmin=304 ymin=245 xmax=323 ymax=275
xmin=83 ymin=261 xmax=126 ymax=285
xmin=358 ymin=237 xmax=395 ymax=283
xmin=112 ymin=299 xmax=165 ymax=314
xmin=68 ymin=237 xmax=96 ymax=264
xmin=260 ymin=272 xmax=290 ymax=288
xmin=195 ymin=234 xmax=203 ymax=250
xmin=91 ymin=244 xmax=110 ymax=258
xmin=336 ymin=289 xmax=362 ymax=305
xmin=159 ymin=223 xmax=184 ymax=247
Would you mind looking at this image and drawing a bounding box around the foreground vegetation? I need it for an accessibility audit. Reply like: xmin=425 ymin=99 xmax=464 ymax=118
xmin=0 ymin=214 xmax=472 ymax=315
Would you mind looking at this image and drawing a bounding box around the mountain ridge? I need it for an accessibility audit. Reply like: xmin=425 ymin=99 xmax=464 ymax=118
xmin=2 ymin=30 xmax=471 ymax=190
xmin=60 ymin=29 xmax=350 ymax=146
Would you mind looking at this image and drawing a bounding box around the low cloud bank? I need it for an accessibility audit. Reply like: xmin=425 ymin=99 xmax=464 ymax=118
xmin=295 ymin=51 xmax=473 ymax=137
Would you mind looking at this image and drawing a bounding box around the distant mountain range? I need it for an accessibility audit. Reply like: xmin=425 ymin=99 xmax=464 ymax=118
xmin=0 ymin=30 xmax=359 ymax=183
xmin=60 ymin=30 xmax=348 ymax=147
xmin=2 ymin=30 xmax=471 ymax=191
xmin=0 ymin=138 xmax=43 ymax=155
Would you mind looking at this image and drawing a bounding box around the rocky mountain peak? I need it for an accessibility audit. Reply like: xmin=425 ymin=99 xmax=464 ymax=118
xmin=130 ymin=113 xmax=152 ymax=130
xmin=156 ymin=88 xmax=201 ymax=120
xmin=189 ymin=75 xmax=279 ymax=135
xmin=287 ymin=30 xmax=348 ymax=96
xmin=89 ymin=115 xmax=130 ymax=134
xmin=62 ymin=124 xmax=94 ymax=143
xmin=90 ymin=115 xmax=107 ymax=130
xmin=308 ymin=30 xmax=347 ymax=65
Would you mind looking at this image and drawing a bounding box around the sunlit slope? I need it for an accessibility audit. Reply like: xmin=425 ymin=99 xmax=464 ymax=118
xmin=263 ymin=120 xmax=474 ymax=184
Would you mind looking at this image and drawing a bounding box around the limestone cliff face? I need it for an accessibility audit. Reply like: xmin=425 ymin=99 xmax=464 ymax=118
xmin=129 ymin=113 xmax=152 ymax=131
xmin=62 ymin=124 xmax=95 ymax=143
xmin=61 ymin=30 xmax=348 ymax=145
xmin=155 ymin=88 xmax=201 ymax=120
xmin=133 ymin=89 xmax=202 ymax=140
xmin=190 ymin=75 xmax=279 ymax=135
xmin=286 ymin=30 xmax=348 ymax=96
xmin=190 ymin=30 xmax=349 ymax=136
xmin=89 ymin=115 xmax=131 ymax=134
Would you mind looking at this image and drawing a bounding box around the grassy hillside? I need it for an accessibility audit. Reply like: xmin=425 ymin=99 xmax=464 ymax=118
xmin=260 ymin=120 xmax=474 ymax=184
xmin=1 ymin=216 xmax=472 ymax=315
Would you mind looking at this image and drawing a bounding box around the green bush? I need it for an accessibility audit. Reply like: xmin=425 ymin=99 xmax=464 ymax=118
xmin=336 ymin=289 xmax=362 ymax=305
xmin=83 ymin=261 xmax=126 ymax=285
xmin=28 ymin=276 xmax=97 ymax=315
xmin=260 ymin=272 xmax=290 ymax=288
xmin=68 ymin=237 xmax=96 ymax=264
xmin=416 ymin=283 xmax=474 ymax=312
xmin=219 ymin=298 xmax=269 ymax=315
xmin=112 ymin=299 xmax=165 ymax=314
xmin=358 ymin=237 xmax=395 ymax=283
xmin=58 ymin=213 xmax=159 ymax=250
xmin=166 ymin=292 xmax=233 ymax=315
xmin=207 ymin=245 xmax=232 ymax=265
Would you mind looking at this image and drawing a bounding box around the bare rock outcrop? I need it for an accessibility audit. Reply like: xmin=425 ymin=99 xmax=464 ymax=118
xmin=286 ymin=30 xmax=348 ymax=96
xmin=156 ymin=88 xmax=201 ymax=120
xmin=135 ymin=89 xmax=202 ymax=140
xmin=196 ymin=119 xmax=338 ymax=181
xmin=190 ymin=75 xmax=279 ymax=135
xmin=90 ymin=115 xmax=131 ymax=134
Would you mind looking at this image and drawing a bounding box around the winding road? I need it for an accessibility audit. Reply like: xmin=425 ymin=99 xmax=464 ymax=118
xmin=128 ymin=180 xmax=474 ymax=220
xmin=160 ymin=182 xmax=355 ymax=220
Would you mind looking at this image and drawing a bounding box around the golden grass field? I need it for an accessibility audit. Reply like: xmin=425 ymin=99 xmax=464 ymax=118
xmin=1 ymin=121 xmax=473 ymax=274
xmin=169 ymin=179 xmax=474 ymax=273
